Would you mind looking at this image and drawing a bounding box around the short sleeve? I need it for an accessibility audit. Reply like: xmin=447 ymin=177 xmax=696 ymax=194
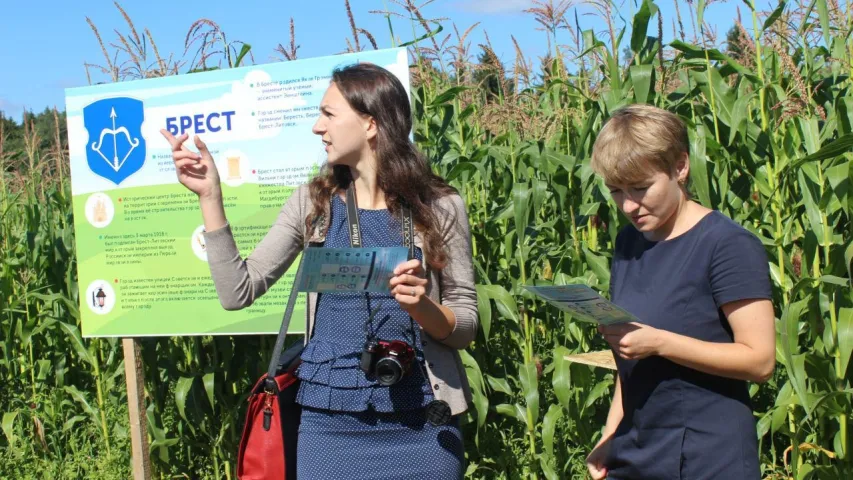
xmin=709 ymin=227 xmax=772 ymax=307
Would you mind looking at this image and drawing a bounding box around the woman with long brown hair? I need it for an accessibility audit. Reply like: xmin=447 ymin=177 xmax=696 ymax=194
xmin=161 ymin=62 xmax=476 ymax=478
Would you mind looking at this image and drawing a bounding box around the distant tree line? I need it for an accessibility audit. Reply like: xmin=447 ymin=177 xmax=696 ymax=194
xmin=0 ymin=108 xmax=67 ymax=175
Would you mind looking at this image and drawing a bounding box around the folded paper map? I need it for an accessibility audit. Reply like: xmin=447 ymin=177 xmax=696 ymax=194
xmin=524 ymin=284 xmax=638 ymax=326
xmin=297 ymin=247 xmax=409 ymax=293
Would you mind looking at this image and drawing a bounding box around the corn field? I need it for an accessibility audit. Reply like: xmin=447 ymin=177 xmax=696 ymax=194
xmin=2 ymin=0 xmax=853 ymax=478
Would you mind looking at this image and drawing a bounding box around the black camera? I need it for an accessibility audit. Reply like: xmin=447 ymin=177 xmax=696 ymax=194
xmin=360 ymin=339 xmax=415 ymax=386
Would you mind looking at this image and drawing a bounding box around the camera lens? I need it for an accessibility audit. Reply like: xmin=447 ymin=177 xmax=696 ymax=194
xmin=375 ymin=357 xmax=403 ymax=386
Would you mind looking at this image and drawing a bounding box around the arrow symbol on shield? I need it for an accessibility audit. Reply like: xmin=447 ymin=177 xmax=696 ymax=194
xmin=91 ymin=106 xmax=140 ymax=172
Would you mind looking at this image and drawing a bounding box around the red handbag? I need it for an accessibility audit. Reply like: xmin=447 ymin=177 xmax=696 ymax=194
xmin=237 ymin=254 xmax=307 ymax=479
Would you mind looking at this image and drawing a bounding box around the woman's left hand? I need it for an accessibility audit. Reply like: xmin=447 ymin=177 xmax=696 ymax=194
xmin=389 ymin=259 xmax=428 ymax=313
xmin=598 ymin=322 xmax=666 ymax=360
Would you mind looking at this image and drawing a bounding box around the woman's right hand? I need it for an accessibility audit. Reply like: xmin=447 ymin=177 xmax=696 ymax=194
xmin=160 ymin=130 xmax=221 ymax=199
xmin=586 ymin=437 xmax=610 ymax=480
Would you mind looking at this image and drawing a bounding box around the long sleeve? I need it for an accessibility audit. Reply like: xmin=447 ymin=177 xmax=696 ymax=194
xmin=202 ymin=184 xmax=308 ymax=310
xmin=434 ymin=193 xmax=478 ymax=349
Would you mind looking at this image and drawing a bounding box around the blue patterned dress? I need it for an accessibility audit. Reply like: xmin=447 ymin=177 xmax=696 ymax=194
xmin=295 ymin=195 xmax=464 ymax=479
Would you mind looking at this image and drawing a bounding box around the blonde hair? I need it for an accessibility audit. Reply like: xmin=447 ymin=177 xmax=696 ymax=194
xmin=590 ymin=104 xmax=689 ymax=185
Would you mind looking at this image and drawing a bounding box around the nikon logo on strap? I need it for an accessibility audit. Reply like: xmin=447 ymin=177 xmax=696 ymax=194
xmin=350 ymin=223 xmax=361 ymax=246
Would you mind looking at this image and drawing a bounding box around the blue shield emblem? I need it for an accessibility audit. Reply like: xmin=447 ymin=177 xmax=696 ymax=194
xmin=83 ymin=97 xmax=146 ymax=185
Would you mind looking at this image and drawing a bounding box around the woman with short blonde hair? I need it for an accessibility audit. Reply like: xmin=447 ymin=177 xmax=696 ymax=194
xmin=591 ymin=103 xmax=689 ymax=184
xmin=585 ymin=104 xmax=775 ymax=480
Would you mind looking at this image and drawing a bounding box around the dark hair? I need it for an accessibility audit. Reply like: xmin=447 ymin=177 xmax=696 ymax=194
xmin=306 ymin=62 xmax=457 ymax=269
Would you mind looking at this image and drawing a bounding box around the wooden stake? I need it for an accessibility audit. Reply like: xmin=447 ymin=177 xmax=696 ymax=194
xmin=122 ymin=338 xmax=152 ymax=480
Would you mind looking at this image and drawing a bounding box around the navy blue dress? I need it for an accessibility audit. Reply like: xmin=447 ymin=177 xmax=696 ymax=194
xmin=605 ymin=212 xmax=771 ymax=479
xmin=295 ymin=195 xmax=464 ymax=479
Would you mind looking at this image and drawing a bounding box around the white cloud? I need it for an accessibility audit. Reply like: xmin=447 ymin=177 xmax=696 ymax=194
xmin=455 ymin=0 xmax=534 ymax=14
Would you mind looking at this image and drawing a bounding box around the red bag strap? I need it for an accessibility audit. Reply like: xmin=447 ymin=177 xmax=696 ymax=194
xmin=264 ymin=248 xmax=307 ymax=393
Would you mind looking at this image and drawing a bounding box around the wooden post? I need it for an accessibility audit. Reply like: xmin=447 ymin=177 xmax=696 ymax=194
xmin=122 ymin=338 xmax=152 ymax=480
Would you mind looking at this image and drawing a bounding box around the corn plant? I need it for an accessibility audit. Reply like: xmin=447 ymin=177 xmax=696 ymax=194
xmin=1 ymin=112 xmax=131 ymax=478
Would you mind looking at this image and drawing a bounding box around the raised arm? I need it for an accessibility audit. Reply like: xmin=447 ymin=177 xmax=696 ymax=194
xmin=162 ymin=131 xmax=309 ymax=311
xmin=203 ymin=185 xmax=308 ymax=310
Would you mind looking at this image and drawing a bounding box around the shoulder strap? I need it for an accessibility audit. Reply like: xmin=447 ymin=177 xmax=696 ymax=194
xmin=346 ymin=185 xmax=414 ymax=259
xmin=401 ymin=204 xmax=414 ymax=260
xmin=264 ymin=248 xmax=307 ymax=392
xmin=345 ymin=186 xmax=362 ymax=248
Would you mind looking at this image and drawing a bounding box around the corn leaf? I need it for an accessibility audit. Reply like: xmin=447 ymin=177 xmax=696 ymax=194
xmin=630 ymin=65 xmax=653 ymax=104
xmin=519 ymin=361 xmax=540 ymax=425
xmin=780 ymin=301 xmax=812 ymax=416
xmin=475 ymin=285 xmax=493 ymax=341
xmin=552 ymin=346 xmax=572 ymax=409
xmin=233 ymin=43 xmax=251 ymax=68
xmin=1 ymin=411 xmax=18 ymax=450
xmin=787 ymin=133 xmax=853 ymax=171
xmin=430 ymin=86 xmax=470 ymax=107
xmin=762 ymin=1 xmax=787 ymax=32
xmin=670 ymin=40 xmax=757 ymax=81
xmin=460 ymin=350 xmax=489 ymax=429
xmin=845 ymin=241 xmax=853 ymax=285
xmin=540 ymin=457 xmax=559 ymax=480
xmin=688 ymin=124 xmax=712 ymax=207
xmin=174 ymin=376 xmax=195 ymax=425
xmin=57 ymin=321 xmax=94 ymax=368
xmin=512 ymin=182 xmax=531 ymax=245
xmin=838 ymin=308 xmax=853 ymax=378
xmin=542 ymin=403 xmax=564 ymax=458
xmin=479 ymin=284 xmax=519 ymax=323
xmin=582 ymin=246 xmax=610 ymax=285
xmin=486 ymin=375 xmax=513 ymax=396
xmin=495 ymin=403 xmax=527 ymax=427
xmin=583 ymin=379 xmax=612 ymax=411
xmin=63 ymin=385 xmax=100 ymax=427
xmin=798 ymin=170 xmax=826 ymax=245
xmin=816 ymin=0 xmax=831 ymax=50
xmin=631 ymin=0 xmax=659 ymax=55
xmin=203 ymin=372 xmax=216 ymax=412
xmin=399 ymin=22 xmax=443 ymax=48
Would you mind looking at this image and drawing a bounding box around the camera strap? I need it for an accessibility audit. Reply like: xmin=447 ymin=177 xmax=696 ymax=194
xmin=345 ymin=185 xmax=414 ymax=257
xmin=344 ymin=184 xmax=452 ymax=426
xmin=345 ymin=184 xmax=414 ymax=340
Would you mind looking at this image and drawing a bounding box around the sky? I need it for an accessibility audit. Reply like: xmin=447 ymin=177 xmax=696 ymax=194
xmin=0 ymin=0 xmax=778 ymax=123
